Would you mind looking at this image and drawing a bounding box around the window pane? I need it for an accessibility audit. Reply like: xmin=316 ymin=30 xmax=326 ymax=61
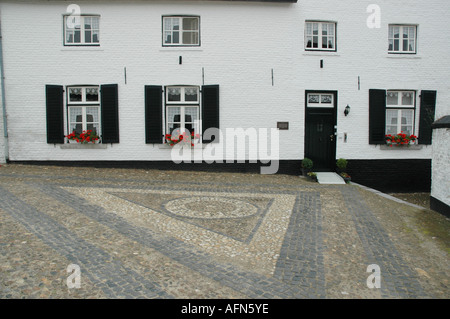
xmin=328 ymin=24 xmax=334 ymax=36
xmin=85 ymin=31 xmax=92 ymax=43
xmin=394 ymin=39 xmax=399 ymax=51
xmin=182 ymin=32 xmax=198 ymax=45
xmin=386 ymin=109 xmax=398 ymax=134
xmin=312 ymin=23 xmax=318 ymax=35
xmin=84 ymin=17 xmax=92 ymax=30
xmin=86 ymin=123 xmax=100 ymax=136
xmin=172 ymin=31 xmax=180 ymax=44
xmin=409 ymin=40 xmax=415 ymax=51
xmin=401 ymin=92 xmax=413 ymax=106
xmin=93 ymin=31 xmax=99 ymax=43
xmin=393 ymin=26 xmax=400 ymax=38
xmin=401 ymin=109 xmax=413 ymax=125
xmin=69 ymin=88 xmax=82 ymax=102
xmin=166 ymin=18 xmax=179 ymax=30
xmin=183 ymin=18 xmax=198 ymax=31
xmin=321 ymin=95 xmax=332 ymax=104
xmin=308 ymin=95 xmax=319 ymax=104
xmin=388 ymin=39 xmax=393 ymax=51
xmin=168 ymin=107 xmax=181 ymax=122
xmin=168 ymin=88 xmax=181 ymax=102
xmin=386 ymin=109 xmax=398 ymax=125
xmin=387 ymin=92 xmax=398 ymax=105
xmin=389 ymin=26 xmax=394 ymax=38
xmin=168 ymin=124 xmax=181 ymax=137
xmin=164 ymin=31 xmax=173 ymax=44
xmin=403 ymin=39 xmax=408 ymax=51
xmin=86 ymin=107 xmax=100 ymax=123
xmin=91 ymin=17 xmax=99 ymax=30
xmin=184 ymin=87 xmax=198 ymax=102
xmin=306 ymin=36 xmax=312 ymax=48
xmin=313 ymin=36 xmax=318 ymax=48
xmin=66 ymin=30 xmax=74 ymax=43
xmin=69 ymin=107 xmax=82 ymax=123
xmin=74 ymin=30 xmax=81 ymax=43
xmin=86 ymin=87 xmax=99 ymax=102
xmin=328 ymin=38 xmax=334 ymax=49
xmin=171 ymin=18 xmax=180 ymax=30
xmin=322 ymin=37 xmax=328 ymax=49
xmin=306 ymin=23 xmax=312 ymax=35
xmin=185 ymin=107 xmax=198 ymax=122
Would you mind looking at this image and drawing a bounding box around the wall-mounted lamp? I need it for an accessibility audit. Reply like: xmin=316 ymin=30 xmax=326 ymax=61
xmin=344 ymin=104 xmax=350 ymax=116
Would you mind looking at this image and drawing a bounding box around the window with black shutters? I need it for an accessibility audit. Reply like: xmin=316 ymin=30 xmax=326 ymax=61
xmin=368 ymin=89 xmax=436 ymax=145
xmin=144 ymin=85 xmax=219 ymax=144
xmin=46 ymin=84 xmax=119 ymax=145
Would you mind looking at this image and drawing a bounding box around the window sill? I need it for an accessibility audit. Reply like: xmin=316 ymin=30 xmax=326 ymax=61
xmin=60 ymin=144 xmax=107 ymax=149
xmin=380 ymin=144 xmax=423 ymax=150
xmin=303 ymin=52 xmax=340 ymax=57
xmin=61 ymin=47 xmax=104 ymax=52
xmin=157 ymin=144 xmax=207 ymax=149
xmin=386 ymin=54 xmax=421 ymax=59
xmin=160 ymin=47 xmax=203 ymax=52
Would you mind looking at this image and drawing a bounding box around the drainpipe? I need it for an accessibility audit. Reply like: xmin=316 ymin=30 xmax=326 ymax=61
xmin=0 ymin=10 xmax=9 ymax=162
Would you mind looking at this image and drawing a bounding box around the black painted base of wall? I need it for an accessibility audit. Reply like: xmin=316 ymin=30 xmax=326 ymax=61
xmin=430 ymin=196 xmax=450 ymax=218
xmin=347 ymin=159 xmax=431 ymax=193
xmin=8 ymin=160 xmax=303 ymax=176
xmin=8 ymin=159 xmax=431 ymax=193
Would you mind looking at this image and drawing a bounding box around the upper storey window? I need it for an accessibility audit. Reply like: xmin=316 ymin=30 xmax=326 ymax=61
xmin=163 ymin=16 xmax=200 ymax=46
xmin=64 ymin=15 xmax=100 ymax=46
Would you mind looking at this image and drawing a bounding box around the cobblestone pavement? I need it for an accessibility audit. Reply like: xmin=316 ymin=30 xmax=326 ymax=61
xmin=0 ymin=164 xmax=448 ymax=299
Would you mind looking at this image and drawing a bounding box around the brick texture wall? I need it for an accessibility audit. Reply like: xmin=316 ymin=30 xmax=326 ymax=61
xmin=0 ymin=0 xmax=449 ymax=166
xmin=431 ymin=128 xmax=450 ymax=207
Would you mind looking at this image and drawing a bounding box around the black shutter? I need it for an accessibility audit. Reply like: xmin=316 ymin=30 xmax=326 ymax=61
xmin=418 ymin=90 xmax=437 ymax=145
xmin=46 ymin=85 xmax=64 ymax=144
xmin=201 ymin=85 xmax=220 ymax=143
xmin=101 ymin=84 xmax=119 ymax=143
xmin=145 ymin=86 xmax=163 ymax=144
xmin=369 ymin=89 xmax=386 ymax=145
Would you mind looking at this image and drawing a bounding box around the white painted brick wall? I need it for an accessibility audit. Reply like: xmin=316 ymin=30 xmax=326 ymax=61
xmin=431 ymin=128 xmax=450 ymax=206
xmin=0 ymin=0 xmax=449 ymax=162
xmin=0 ymin=82 xmax=4 ymax=163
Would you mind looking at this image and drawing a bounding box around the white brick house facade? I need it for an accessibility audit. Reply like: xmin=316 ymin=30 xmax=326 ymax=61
xmin=0 ymin=0 xmax=449 ymax=190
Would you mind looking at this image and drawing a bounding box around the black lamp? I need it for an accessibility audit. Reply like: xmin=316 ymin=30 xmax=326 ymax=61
xmin=344 ymin=105 xmax=350 ymax=116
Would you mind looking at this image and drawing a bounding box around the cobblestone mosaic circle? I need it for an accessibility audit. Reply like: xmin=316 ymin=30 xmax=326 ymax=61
xmin=164 ymin=196 xmax=258 ymax=219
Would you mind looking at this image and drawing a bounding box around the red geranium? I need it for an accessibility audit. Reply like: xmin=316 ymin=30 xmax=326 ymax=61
xmin=385 ymin=132 xmax=417 ymax=147
xmin=66 ymin=129 xmax=99 ymax=144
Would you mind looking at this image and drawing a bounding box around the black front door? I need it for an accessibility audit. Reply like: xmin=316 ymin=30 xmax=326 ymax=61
xmin=304 ymin=91 xmax=337 ymax=171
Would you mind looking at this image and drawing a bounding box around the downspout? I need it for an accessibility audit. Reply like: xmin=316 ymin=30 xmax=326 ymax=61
xmin=0 ymin=10 xmax=9 ymax=162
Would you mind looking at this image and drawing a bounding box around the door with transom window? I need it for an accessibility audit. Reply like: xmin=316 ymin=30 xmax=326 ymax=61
xmin=304 ymin=91 xmax=337 ymax=171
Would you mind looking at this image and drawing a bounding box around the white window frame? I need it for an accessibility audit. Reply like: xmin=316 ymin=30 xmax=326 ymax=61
xmin=307 ymin=93 xmax=334 ymax=107
xmin=385 ymin=90 xmax=416 ymax=137
xmin=67 ymin=86 xmax=101 ymax=139
xmin=162 ymin=16 xmax=200 ymax=46
xmin=305 ymin=21 xmax=336 ymax=51
xmin=165 ymin=86 xmax=200 ymax=141
xmin=388 ymin=25 xmax=417 ymax=54
xmin=64 ymin=15 xmax=100 ymax=46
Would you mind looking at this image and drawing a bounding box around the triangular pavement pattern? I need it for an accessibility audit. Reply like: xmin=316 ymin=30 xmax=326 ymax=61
xmin=315 ymin=172 xmax=346 ymax=185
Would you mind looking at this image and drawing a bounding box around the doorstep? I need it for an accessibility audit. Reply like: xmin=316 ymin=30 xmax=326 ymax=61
xmin=315 ymin=172 xmax=346 ymax=185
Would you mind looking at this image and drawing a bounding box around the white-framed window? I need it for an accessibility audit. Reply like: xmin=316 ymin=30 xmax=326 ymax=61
xmin=67 ymin=86 xmax=101 ymax=137
xmin=388 ymin=25 xmax=416 ymax=53
xmin=64 ymin=15 xmax=100 ymax=45
xmin=305 ymin=21 xmax=336 ymax=51
xmin=163 ymin=16 xmax=200 ymax=46
xmin=165 ymin=86 xmax=200 ymax=139
xmin=307 ymin=93 xmax=334 ymax=107
xmin=385 ymin=91 xmax=415 ymax=136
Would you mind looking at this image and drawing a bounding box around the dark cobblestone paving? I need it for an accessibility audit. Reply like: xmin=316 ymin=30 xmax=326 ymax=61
xmin=0 ymin=164 xmax=448 ymax=299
